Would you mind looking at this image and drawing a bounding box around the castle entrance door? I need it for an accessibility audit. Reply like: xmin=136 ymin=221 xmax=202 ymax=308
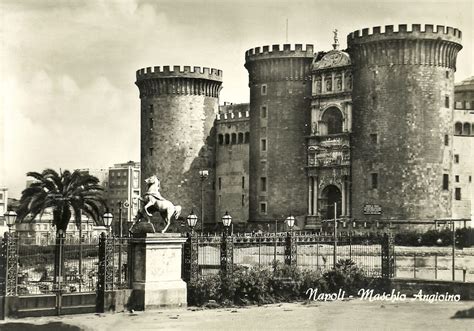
xmin=320 ymin=185 xmax=342 ymax=220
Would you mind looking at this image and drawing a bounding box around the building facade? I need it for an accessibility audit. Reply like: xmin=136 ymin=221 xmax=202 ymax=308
xmin=107 ymin=161 xmax=141 ymax=235
xmin=138 ymin=24 xmax=473 ymax=231
xmin=453 ymin=77 xmax=474 ymax=224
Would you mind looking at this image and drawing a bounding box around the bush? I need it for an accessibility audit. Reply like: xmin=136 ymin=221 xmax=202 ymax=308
xmin=323 ymin=259 xmax=370 ymax=295
xmin=187 ymin=260 xmax=371 ymax=307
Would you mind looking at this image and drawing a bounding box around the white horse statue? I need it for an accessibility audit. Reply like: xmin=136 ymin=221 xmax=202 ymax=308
xmin=138 ymin=175 xmax=182 ymax=233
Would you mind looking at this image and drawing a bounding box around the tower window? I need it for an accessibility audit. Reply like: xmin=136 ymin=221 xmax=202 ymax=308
xmin=231 ymin=133 xmax=237 ymax=144
xmin=444 ymin=135 xmax=449 ymax=146
xmin=370 ymin=134 xmax=378 ymax=144
xmin=218 ymin=134 xmax=224 ymax=145
xmin=455 ymin=175 xmax=459 ymax=183
xmin=371 ymin=173 xmax=378 ymax=189
xmin=149 ymin=148 xmax=154 ymax=156
xmin=218 ymin=177 xmax=222 ymax=190
xmin=238 ymin=132 xmax=244 ymax=143
xmin=149 ymin=118 xmax=154 ymax=130
xmin=446 ymin=71 xmax=449 ymax=79
xmin=225 ymin=134 xmax=230 ymax=144
xmin=244 ymin=132 xmax=250 ymax=143
xmin=261 ymin=84 xmax=267 ymax=95
xmin=149 ymin=104 xmax=154 ymax=114
xmin=242 ymin=194 xmax=245 ymax=206
xmin=261 ymin=139 xmax=267 ymax=152
xmin=445 ymin=96 xmax=450 ymax=108
xmin=260 ymin=177 xmax=267 ymax=192
xmin=242 ymin=176 xmax=245 ymax=189
xmin=454 ymin=154 xmax=459 ymax=163
xmin=261 ymin=106 xmax=267 ymax=118
xmin=260 ymin=202 xmax=267 ymax=214
xmin=455 ymin=188 xmax=461 ymax=200
xmin=443 ymin=174 xmax=449 ymax=190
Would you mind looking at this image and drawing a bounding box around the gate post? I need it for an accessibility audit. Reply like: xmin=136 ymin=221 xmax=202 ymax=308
xmin=182 ymin=233 xmax=198 ymax=283
xmin=220 ymin=231 xmax=233 ymax=277
xmin=97 ymin=232 xmax=114 ymax=313
xmin=381 ymin=233 xmax=395 ymax=279
xmin=284 ymin=232 xmax=297 ymax=266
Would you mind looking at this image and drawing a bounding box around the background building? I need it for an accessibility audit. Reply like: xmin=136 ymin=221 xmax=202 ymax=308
xmin=453 ymin=76 xmax=474 ymax=226
xmin=107 ymin=161 xmax=140 ymax=235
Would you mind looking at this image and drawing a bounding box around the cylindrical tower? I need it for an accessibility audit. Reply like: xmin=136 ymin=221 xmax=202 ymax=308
xmin=136 ymin=65 xmax=223 ymax=228
xmin=348 ymin=24 xmax=462 ymax=221
xmin=245 ymin=44 xmax=314 ymax=223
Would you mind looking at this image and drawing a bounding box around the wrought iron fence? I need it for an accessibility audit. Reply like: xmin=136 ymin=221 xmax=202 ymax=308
xmin=1 ymin=232 xmax=132 ymax=298
xmin=14 ymin=235 xmax=100 ymax=295
xmin=184 ymin=232 xmax=390 ymax=281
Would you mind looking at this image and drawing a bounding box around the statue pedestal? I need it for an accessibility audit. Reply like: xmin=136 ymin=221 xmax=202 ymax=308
xmin=130 ymin=233 xmax=187 ymax=310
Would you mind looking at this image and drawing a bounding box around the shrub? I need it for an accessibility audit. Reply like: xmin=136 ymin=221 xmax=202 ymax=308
xmin=187 ymin=260 xmax=371 ymax=306
xmin=322 ymin=259 xmax=370 ymax=295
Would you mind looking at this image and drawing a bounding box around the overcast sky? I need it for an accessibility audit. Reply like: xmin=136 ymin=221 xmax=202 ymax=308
xmin=1 ymin=0 xmax=473 ymax=198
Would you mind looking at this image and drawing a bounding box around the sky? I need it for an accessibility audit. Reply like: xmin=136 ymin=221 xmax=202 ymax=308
xmin=1 ymin=0 xmax=473 ymax=198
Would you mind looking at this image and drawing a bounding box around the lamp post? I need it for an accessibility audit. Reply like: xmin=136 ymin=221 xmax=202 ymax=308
xmin=451 ymin=220 xmax=455 ymax=281
xmin=186 ymin=210 xmax=198 ymax=235
xmin=222 ymin=211 xmax=232 ymax=235
xmin=285 ymin=215 xmax=295 ymax=232
xmin=103 ymin=210 xmax=113 ymax=236
xmin=4 ymin=210 xmax=17 ymax=233
xmin=199 ymin=170 xmax=209 ymax=235
xmin=221 ymin=211 xmax=233 ymax=277
xmin=285 ymin=215 xmax=296 ymax=266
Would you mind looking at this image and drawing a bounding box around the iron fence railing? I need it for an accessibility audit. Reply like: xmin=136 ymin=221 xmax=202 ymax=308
xmin=184 ymin=232 xmax=391 ymax=281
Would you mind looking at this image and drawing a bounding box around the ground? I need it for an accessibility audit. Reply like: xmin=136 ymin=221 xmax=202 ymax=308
xmin=1 ymin=300 xmax=473 ymax=331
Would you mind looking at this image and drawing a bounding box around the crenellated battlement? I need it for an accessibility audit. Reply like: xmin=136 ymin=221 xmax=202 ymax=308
xmin=347 ymin=24 xmax=462 ymax=45
xmin=136 ymin=65 xmax=223 ymax=82
xmin=245 ymin=44 xmax=314 ymax=62
xmin=216 ymin=110 xmax=250 ymax=122
xmin=347 ymin=24 xmax=462 ymax=69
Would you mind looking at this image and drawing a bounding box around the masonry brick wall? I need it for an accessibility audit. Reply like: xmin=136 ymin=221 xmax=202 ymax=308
xmin=136 ymin=67 xmax=222 ymax=228
xmin=245 ymin=45 xmax=313 ymax=222
xmin=348 ymin=25 xmax=462 ymax=222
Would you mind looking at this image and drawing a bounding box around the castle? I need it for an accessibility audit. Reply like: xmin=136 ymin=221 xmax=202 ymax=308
xmin=135 ymin=24 xmax=473 ymax=232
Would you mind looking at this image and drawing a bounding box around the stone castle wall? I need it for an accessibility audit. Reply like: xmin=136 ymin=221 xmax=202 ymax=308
xmin=136 ymin=66 xmax=222 ymax=228
xmin=348 ymin=24 xmax=463 ymax=221
xmin=245 ymin=44 xmax=313 ymax=222
xmin=215 ymin=104 xmax=250 ymax=224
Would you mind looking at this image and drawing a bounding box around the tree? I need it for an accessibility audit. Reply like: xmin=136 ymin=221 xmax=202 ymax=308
xmin=17 ymin=169 xmax=106 ymax=233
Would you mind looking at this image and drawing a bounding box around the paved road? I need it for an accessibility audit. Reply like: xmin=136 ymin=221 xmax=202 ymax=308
xmin=1 ymin=300 xmax=473 ymax=331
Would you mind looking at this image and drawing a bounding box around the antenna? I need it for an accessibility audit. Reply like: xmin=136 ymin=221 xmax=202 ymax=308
xmin=286 ymin=18 xmax=288 ymax=43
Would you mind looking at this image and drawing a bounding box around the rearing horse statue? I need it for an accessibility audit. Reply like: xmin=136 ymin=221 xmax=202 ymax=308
xmin=138 ymin=175 xmax=182 ymax=233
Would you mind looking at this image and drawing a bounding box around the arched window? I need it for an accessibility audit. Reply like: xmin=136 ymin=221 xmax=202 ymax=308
xmin=218 ymin=134 xmax=224 ymax=145
xmin=463 ymin=123 xmax=471 ymax=136
xmin=238 ymin=132 xmax=244 ymax=143
xmin=454 ymin=122 xmax=462 ymax=135
xmin=231 ymin=133 xmax=237 ymax=144
xmin=321 ymin=107 xmax=343 ymax=134
xmin=225 ymin=134 xmax=230 ymax=144
xmin=244 ymin=132 xmax=250 ymax=143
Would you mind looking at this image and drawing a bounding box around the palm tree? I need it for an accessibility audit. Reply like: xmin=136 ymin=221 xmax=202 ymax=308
xmin=17 ymin=169 xmax=106 ymax=233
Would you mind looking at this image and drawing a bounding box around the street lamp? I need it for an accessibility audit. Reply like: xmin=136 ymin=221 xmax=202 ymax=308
xmin=103 ymin=210 xmax=113 ymax=235
xmin=285 ymin=215 xmax=296 ymax=231
xmin=186 ymin=210 xmax=198 ymax=234
xmin=199 ymin=170 xmax=209 ymax=234
xmin=221 ymin=211 xmax=232 ymax=235
xmin=4 ymin=210 xmax=17 ymax=233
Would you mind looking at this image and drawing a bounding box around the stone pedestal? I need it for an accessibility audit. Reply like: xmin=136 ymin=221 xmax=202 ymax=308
xmin=130 ymin=233 xmax=187 ymax=310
